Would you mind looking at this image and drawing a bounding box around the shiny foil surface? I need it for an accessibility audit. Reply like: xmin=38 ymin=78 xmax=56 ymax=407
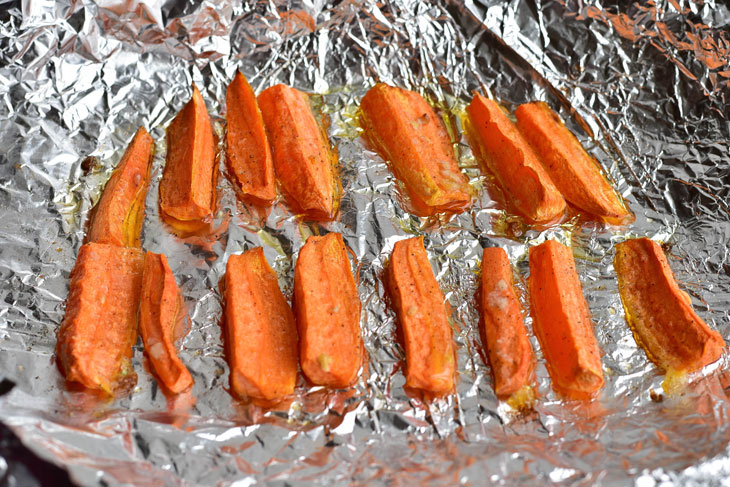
xmin=0 ymin=0 xmax=729 ymax=485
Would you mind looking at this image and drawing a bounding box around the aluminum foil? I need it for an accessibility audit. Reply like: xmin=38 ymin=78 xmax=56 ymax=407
xmin=1 ymin=0 xmax=729 ymax=485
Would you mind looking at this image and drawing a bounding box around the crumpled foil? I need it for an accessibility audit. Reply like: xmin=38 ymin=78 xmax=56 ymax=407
xmin=0 ymin=0 xmax=729 ymax=485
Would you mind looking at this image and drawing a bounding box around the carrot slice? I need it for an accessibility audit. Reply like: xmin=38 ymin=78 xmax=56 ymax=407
xmin=223 ymin=248 xmax=299 ymax=401
xmin=294 ymin=233 xmax=362 ymax=388
xmin=479 ymin=247 xmax=534 ymax=399
xmin=614 ymin=237 xmax=725 ymax=373
xmin=225 ymin=71 xmax=276 ymax=206
xmin=515 ymin=102 xmax=633 ymax=225
xmin=139 ymin=252 xmax=194 ymax=394
xmin=258 ymin=84 xmax=340 ymax=221
xmin=528 ymin=240 xmax=604 ymax=399
xmin=56 ymin=243 xmax=144 ymax=394
xmin=86 ymin=126 xmax=154 ymax=247
xmin=387 ymin=236 xmax=455 ymax=395
xmin=359 ymin=83 xmax=472 ymax=216
xmin=466 ymin=93 xmax=566 ymax=223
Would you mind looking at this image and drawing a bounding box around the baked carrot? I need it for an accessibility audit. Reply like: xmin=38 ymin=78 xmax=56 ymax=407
xmin=528 ymin=240 xmax=604 ymax=399
xmin=86 ymin=126 xmax=154 ymax=247
xmin=387 ymin=236 xmax=455 ymax=395
xmin=515 ymin=101 xmax=632 ymax=225
xmin=614 ymin=237 xmax=725 ymax=373
xmin=56 ymin=243 xmax=144 ymax=394
xmin=466 ymin=93 xmax=566 ymax=223
xmin=223 ymin=248 xmax=299 ymax=401
xmin=479 ymin=247 xmax=534 ymax=399
xmin=294 ymin=233 xmax=362 ymax=388
xmin=359 ymin=83 xmax=472 ymax=216
xmin=139 ymin=252 xmax=194 ymax=394
xmin=258 ymin=84 xmax=340 ymax=221
xmin=159 ymin=84 xmax=217 ymax=234
xmin=225 ymin=71 xmax=276 ymax=206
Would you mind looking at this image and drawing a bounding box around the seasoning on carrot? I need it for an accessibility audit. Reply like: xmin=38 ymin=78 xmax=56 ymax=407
xmin=258 ymin=84 xmax=340 ymax=221
xmin=466 ymin=93 xmax=566 ymax=223
xmin=294 ymin=233 xmax=362 ymax=388
xmin=614 ymin=237 xmax=725 ymax=373
xmin=359 ymin=83 xmax=472 ymax=216
xmin=528 ymin=240 xmax=604 ymax=399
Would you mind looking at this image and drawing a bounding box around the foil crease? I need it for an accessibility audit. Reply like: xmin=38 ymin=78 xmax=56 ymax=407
xmin=0 ymin=0 xmax=729 ymax=485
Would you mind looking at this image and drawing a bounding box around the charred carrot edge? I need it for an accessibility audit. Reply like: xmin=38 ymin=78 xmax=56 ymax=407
xmin=86 ymin=126 xmax=154 ymax=247
xmin=515 ymin=101 xmax=633 ymax=225
xmin=359 ymin=83 xmax=472 ymax=216
xmin=528 ymin=240 xmax=604 ymax=399
xmin=614 ymin=238 xmax=725 ymax=373
xmin=139 ymin=252 xmax=194 ymax=395
xmin=387 ymin=236 xmax=455 ymax=396
xmin=223 ymin=248 xmax=299 ymax=401
xmin=56 ymin=243 xmax=144 ymax=394
xmin=258 ymin=84 xmax=341 ymax=221
xmin=466 ymin=93 xmax=566 ymax=223
xmin=294 ymin=233 xmax=362 ymax=388
xmin=225 ymin=71 xmax=276 ymax=206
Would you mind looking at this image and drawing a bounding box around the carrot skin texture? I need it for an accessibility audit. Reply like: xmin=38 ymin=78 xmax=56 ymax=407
xmin=528 ymin=240 xmax=604 ymax=399
xmin=223 ymin=248 xmax=299 ymax=401
xmin=56 ymin=243 xmax=144 ymax=394
xmin=294 ymin=233 xmax=362 ymax=388
xmin=614 ymin=238 xmax=725 ymax=373
xmin=359 ymin=83 xmax=472 ymax=216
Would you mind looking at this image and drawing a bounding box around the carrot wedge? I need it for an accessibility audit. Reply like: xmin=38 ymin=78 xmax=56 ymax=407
xmin=528 ymin=240 xmax=604 ymax=399
xmin=139 ymin=252 xmax=194 ymax=395
xmin=86 ymin=126 xmax=154 ymax=247
xmin=466 ymin=93 xmax=566 ymax=223
xmin=515 ymin=102 xmax=632 ymax=225
xmin=294 ymin=233 xmax=362 ymax=388
xmin=479 ymin=247 xmax=534 ymax=399
xmin=359 ymin=83 xmax=472 ymax=216
xmin=56 ymin=243 xmax=144 ymax=394
xmin=225 ymin=71 xmax=276 ymax=206
xmin=258 ymin=84 xmax=340 ymax=221
xmin=614 ymin=237 xmax=725 ymax=373
xmin=387 ymin=236 xmax=455 ymax=395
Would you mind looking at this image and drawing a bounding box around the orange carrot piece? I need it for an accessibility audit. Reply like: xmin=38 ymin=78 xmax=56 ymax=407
xmin=225 ymin=71 xmax=276 ymax=206
xmin=56 ymin=243 xmax=144 ymax=394
xmin=223 ymin=248 xmax=299 ymax=401
xmin=294 ymin=233 xmax=362 ymax=388
xmin=528 ymin=240 xmax=604 ymax=399
xmin=86 ymin=126 xmax=154 ymax=247
xmin=139 ymin=252 xmax=194 ymax=394
xmin=258 ymin=84 xmax=340 ymax=221
xmin=359 ymin=83 xmax=472 ymax=216
xmin=466 ymin=93 xmax=566 ymax=223
xmin=479 ymin=247 xmax=534 ymax=398
xmin=614 ymin=237 xmax=725 ymax=373
xmin=387 ymin=236 xmax=455 ymax=395
xmin=515 ymin=102 xmax=632 ymax=225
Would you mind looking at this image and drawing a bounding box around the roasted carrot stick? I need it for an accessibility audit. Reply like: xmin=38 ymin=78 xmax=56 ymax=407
xmin=139 ymin=252 xmax=194 ymax=394
xmin=294 ymin=233 xmax=362 ymax=388
xmin=225 ymin=71 xmax=276 ymax=206
xmin=479 ymin=247 xmax=534 ymax=399
xmin=466 ymin=93 xmax=566 ymax=223
xmin=387 ymin=236 xmax=455 ymax=395
xmin=515 ymin=102 xmax=632 ymax=225
xmin=359 ymin=83 xmax=472 ymax=216
xmin=614 ymin=237 xmax=725 ymax=373
xmin=258 ymin=84 xmax=340 ymax=221
xmin=223 ymin=247 xmax=299 ymax=401
xmin=528 ymin=240 xmax=604 ymax=399
xmin=159 ymin=84 xmax=217 ymax=234
xmin=86 ymin=126 xmax=154 ymax=247
xmin=56 ymin=243 xmax=144 ymax=394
